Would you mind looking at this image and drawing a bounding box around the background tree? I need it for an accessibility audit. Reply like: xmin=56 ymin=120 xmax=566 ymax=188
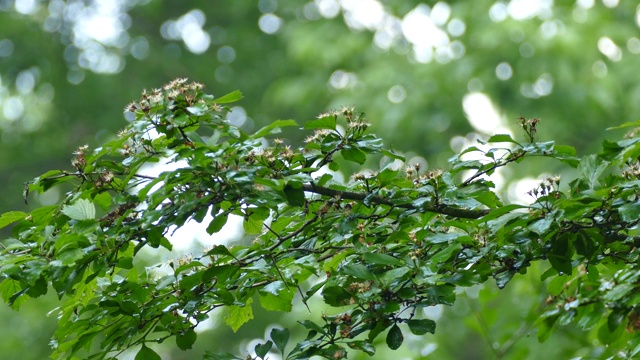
xmin=1 ymin=1 xmax=640 ymax=359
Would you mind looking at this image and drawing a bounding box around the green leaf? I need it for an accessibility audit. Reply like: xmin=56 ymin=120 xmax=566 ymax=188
xmin=477 ymin=204 xmax=526 ymax=223
xmin=573 ymin=231 xmax=596 ymax=258
xmin=144 ymin=227 xmax=172 ymax=251
xmin=176 ymin=328 xmax=197 ymax=350
xmin=187 ymin=103 xmax=207 ymax=116
xmin=598 ymin=315 xmax=624 ymax=345
xmin=135 ymin=344 xmax=161 ymax=360
xmin=619 ymin=201 xmax=640 ymax=223
xmin=203 ymin=352 xmax=243 ymax=360
xmin=606 ymin=120 xmax=640 ymax=131
xmin=380 ymin=268 xmax=410 ymax=286
xmin=259 ymin=281 xmax=294 ymax=312
xmin=270 ymin=328 xmax=290 ymax=355
xmin=380 ymin=148 xmax=405 ymax=161
xmin=207 ymin=215 xmax=228 ymax=235
xmin=600 ymin=139 xmax=624 ymax=161
xmin=343 ymin=264 xmax=376 ymax=280
xmin=27 ymin=205 xmax=56 ymax=226
xmin=215 ymin=90 xmax=243 ymax=104
xmin=341 ymin=147 xmax=366 ymax=164
xmin=304 ymin=116 xmax=336 ymax=130
xmin=61 ymin=199 xmax=96 ymax=220
xmin=58 ymin=248 xmax=86 ymax=266
xmin=255 ymin=341 xmax=273 ymax=359
xmin=603 ymin=283 xmax=634 ymax=302
xmin=487 ymin=134 xmax=519 ymax=144
xmin=546 ymin=275 xmax=568 ymax=296
xmin=205 ymin=245 xmax=234 ymax=258
xmin=0 ymin=211 xmax=27 ymax=230
xmin=529 ymin=218 xmax=553 ymax=235
xmin=252 ymin=119 xmax=298 ymax=138
xmin=407 ymin=319 xmax=436 ymax=335
xmin=553 ymin=144 xmax=577 ymax=157
xmin=243 ymin=218 xmax=263 ymax=234
xmin=299 ymin=319 xmax=325 ymax=333
xmin=607 ymin=308 xmax=627 ymax=332
xmin=0 ymin=279 xmax=25 ymax=309
xmin=243 ymin=207 xmax=270 ymax=235
xmin=70 ymin=330 xmax=101 ymax=356
xmin=284 ymin=181 xmax=305 ymax=207
xmin=495 ymin=271 xmax=515 ymax=289
xmin=578 ymin=304 xmax=604 ymax=330
xmin=362 ymin=253 xmax=403 ymax=266
xmin=426 ymin=232 xmax=460 ymax=244
xmin=430 ymin=243 xmax=462 ymax=264
xmin=225 ymin=298 xmax=254 ymax=332
xmin=579 ymin=154 xmax=608 ymax=189
xmin=386 ymin=324 xmax=403 ymax=350
xmin=347 ymin=341 xmax=376 ymax=356
xmin=536 ymin=315 xmax=558 ymax=342
xmin=548 ymin=235 xmax=572 ymax=275
xmin=116 ymin=257 xmax=134 ymax=269
xmin=316 ymin=173 xmax=333 ymax=187
xmin=553 ymin=145 xmax=579 ymax=167
xmin=322 ymin=286 xmax=352 ymax=307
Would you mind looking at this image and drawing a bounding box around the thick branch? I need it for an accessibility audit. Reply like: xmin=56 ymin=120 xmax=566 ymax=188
xmin=302 ymin=183 xmax=490 ymax=219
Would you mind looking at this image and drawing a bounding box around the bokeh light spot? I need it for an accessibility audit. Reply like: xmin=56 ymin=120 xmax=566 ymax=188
xmin=628 ymin=37 xmax=640 ymax=54
xmin=217 ymin=46 xmax=236 ymax=64
xmin=495 ymin=62 xmax=513 ymax=80
xmin=130 ymin=37 xmax=149 ymax=60
xmin=315 ymin=0 xmax=340 ymax=19
xmin=258 ymin=13 xmax=283 ymax=34
xmin=387 ymin=85 xmax=406 ymax=103
xmin=0 ymin=39 xmax=14 ymax=57
xmin=258 ymin=0 xmax=278 ymax=14
xmin=598 ymin=37 xmax=622 ymax=62
xmin=447 ymin=18 xmax=465 ymax=37
xmin=3 ymin=97 xmax=25 ymax=121
xmin=462 ymin=92 xmax=504 ymax=134
xmin=592 ymin=60 xmax=607 ymax=78
xmin=329 ymin=70 xmax=357 ymax=89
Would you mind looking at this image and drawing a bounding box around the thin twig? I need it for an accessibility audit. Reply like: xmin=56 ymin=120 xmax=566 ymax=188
xmin=461 ymin=151 xmax=526 ymax=187
xmin=267 ymin=213 xmax=319 ymax=251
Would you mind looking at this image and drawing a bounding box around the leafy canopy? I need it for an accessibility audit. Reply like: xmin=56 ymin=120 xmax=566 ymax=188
xmin=2 ymin=79 xmax=640 ymax=359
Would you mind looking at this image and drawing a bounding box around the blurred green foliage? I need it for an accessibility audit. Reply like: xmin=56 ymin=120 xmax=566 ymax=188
xmin=0 ymin=1 xmax=639 ymax=359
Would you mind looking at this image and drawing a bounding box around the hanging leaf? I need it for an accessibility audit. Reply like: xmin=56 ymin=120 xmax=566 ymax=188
xmin=225 ymin=298 xmax=254 ymax=332
xmin=207 ymin=215 xmax=228 ymax=235
xmin=259 ymin=281 xmax=294 ymax=312
xmin=407 ymin=319 xmax=436 ymax=335
xmin=270 ymin=328 xmax=290 ymax=355
xmin=386 ymin=324 xmax=403 ymax=350
xmin=176 ymin=328 xmax=197 ymax=350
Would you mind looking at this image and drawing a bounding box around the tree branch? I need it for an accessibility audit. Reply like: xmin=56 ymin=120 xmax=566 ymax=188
xmin=301 ymin=183 xmax=490 ymax=219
